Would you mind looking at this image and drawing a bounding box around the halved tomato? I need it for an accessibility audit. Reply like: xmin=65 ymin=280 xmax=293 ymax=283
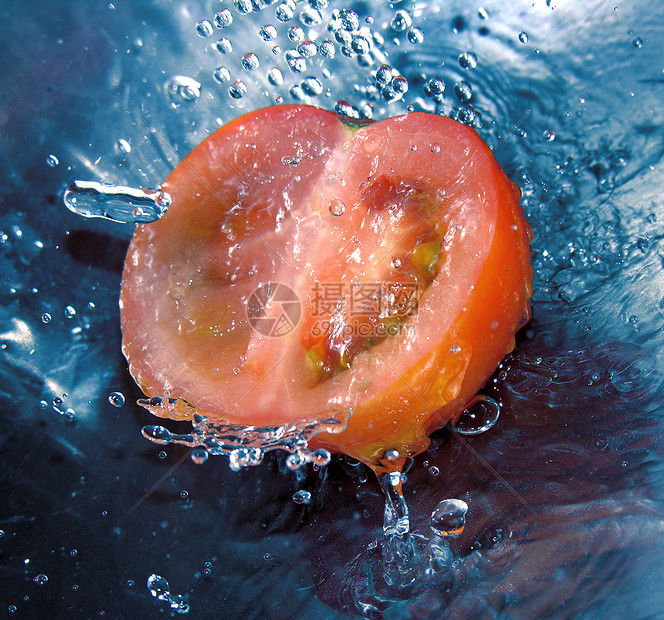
xmin=120 ymin=105 xmax=532 ymax=472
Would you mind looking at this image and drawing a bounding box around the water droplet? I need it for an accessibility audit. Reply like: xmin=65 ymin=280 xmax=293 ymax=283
xmin=216 ymin=38 xmax=232 ymax=54
xmin=158 ymin=450 xmax=167 ymax=460
xmin=318 ymin=40 xmax=335 ymax=58
xmin=458 ymin=51 xmax=478 ymax=69
xmin=285 ymin=50 xmax=307 ymax=73
xmin=454 ymin=80 xmax=473 ymax=102
xmin=234 ymin=0 xmax=252 ymax=15
xmin=41 ymin=313 xmax=51 ymax=324
xmin=241 ymin=53 xmax=260 ymax=71
xmin=375 ymin=65 xmax=392 ymax=87
xmin=430 ymin=498 xmax=468 ymax=537
xmin=288 ymin=25 xmax=304 ymax=43
xmin=115 ymin=139 xmax=131 ymax=154
xmin=64 ymin=305 xmax=76 ymax=319
xmin=229 ymin=80 xmax=247 ymax=99
xmin=543 ymin=129 xmax=556 ymax=141
xmin=328 ymin=198 xmax=346 ymax=216
xmin=142 ymin=425 xmax=173 ymax=445
xmin=267 ymin=68 xmax=283 ymax=86
xmin=180 ymin=490 xmax=188 ymax=500
xmin=351 ymin=34 xmax=371 ymax=55
xmin=339 ymin=8 xmax=360 ymax=31
xmin=391 ymin=10 xmax=411 ymax=32
xmin=300 ymin=7 xmax=322 ymax=26
xmin=429 ymin=465 xmax=440 ymax=477
xmin=286 ymin=452 xmax=304 ymax=470
xmin=297 ymin=40 xmax=317 ymax=58
xmin=108 ymin=392 xmax=125 ymax=408
xmin=518 ymin=31 xmax=529 ymax=43
xmin=8 ymin=605 xmax=17 ymax=613
xmin=292 ymin=490 xmax=312 ymax=504
xmin=302 ymin=77 xmax=323 ymax=96
xmin=33 ymin=574 xmax=49 ymax=585
xmin=213 ymin=66 xmax=231 ymax=83
xmin=385 ymin=449 xmax=400 ymax=461
xmin=63 ymin=181 xmax=170 ymax=224
xmin=391 ymin=257 xmax=402 ymax=268
xmin=46 ymin=154 xmax=59 ymax=167
xmin=165 ymin=75 xmax=201 ymax=102
xmin=214 ymin=9 xmax=233 ymax=29
xmin=407 ymin=27 xmax=424 ymax=44
xmin=275 ymin=2 xmax=294 ymax=22
xmin=259 ymin=24 xmax=277 ymax=41
xmin=191 ymin=448 xmax=208 ymax=465
xmin=196 ymin=19 xmax=214 ymax=38
xmin=453 ymin=395 xmax=501 ymax=435
xmin=632 ymin=37 xmax=643 ymax=48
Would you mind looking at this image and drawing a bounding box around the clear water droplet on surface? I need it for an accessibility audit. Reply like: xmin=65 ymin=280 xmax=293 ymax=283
xmin=267 ymin=68 xmax=283 ymax=85
xmin=339 ymin=9 xmax=360 ymax=32
xmin=375 ymin=65 xmax=392 ymax=87
xmin=216 ymin=37 xmax=232 ymax=54
xmin=229 ymin=80 xmax=247 ymax=99
xmin=454 ymin=80 xmax=473 ymax=102
xmin=335 ymin=100 xmax=360 ymax=118
xmin=259 ymin=24 xmax=277 ymax=41
xmin=518 ymin=31 xmax=529 ymax=43
xmin=46 ymin=154 xmax=59 ymax=167
xmin=108 ymin=392 xmax=125 ymax=407
xmin=288 ymin=25 xmax=304 ymax=42
xmin=300 ymin=6 xmax=322 ymax=26
xmin=459 ymin=51 xmax=478 ymax=69
xmin=213 ymin=66 xmax=231 ymax=83
xmin=165 ymin=75 xmax=201 ymax=101
xmin=285 ymin=50 xmax=307 ymax=73
xmin=297 ymin=40 xmax=317 ymax=58
xmin=214 ymin=9 xmax=233 ymax=29
xmin=196 ymin=19 xmax=214 ymax=38
xmin=275 ymin=2 xmax=294 ymax=22
xmin=391 ymin=76 xmax=408 ymax=95
xmin=391 ymin=10 xmax=411 ymax=32
xmin=292 ymin=489 xmax=312 ymax=505
xmin=328 ymin=198 xmax=346 ymax=216
xmin=453 ymin=394 xmax=501 ymax=435
xmin=430 ymin=498 xmax=468 ymax=537
xmin=318 ymin=39 xmax=335 ymax=59
xmin=241 ymin=53 xmax=260 ymax=70
xmin=63 ymin=181 xmax=170 ymax=224
xmin=302 ymin=76 xmax=323 ymax=96
xmin=234 ymin=0 xmax=252 ymax=15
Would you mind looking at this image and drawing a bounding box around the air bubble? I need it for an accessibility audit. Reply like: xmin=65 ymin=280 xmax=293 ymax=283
xmin=147 ymin=574 xmax=189 ymax=614
xmin=518 ymin=31 xmax=529 ymax=43
xmin=196 ymin=20 xmax=214 ymax=38
xmin=191 ymin=448 xmax=209 ymax=465
xmin=229 ymin=80 xmax=247 ymax=99
xmin=292 ymin=490 xmax=312 ymax=505
xmin=216 ymin=38 xmax=232 ymax=54
xmin=339 ymin=9 xmax=360 ymax=31
xmin=391 ymin=76 xmax=408 ymax=95
xmin=297 ymin=40 xmax=317 ymax=57
xmin=351 ymin=35 xmax=371 ymax=55
xmin=543 ymin=129 xmax=556 ymax=141
xmin=458 ymin=51 xmax=478 ymax=69
xmin=318 ymin=40 xmax=335 ymax=58
xmin=259 ymin=24 xmax=277 ymax=41
xmin=632 ymin=37 xmax=643 ymax=48
xmin=285 ymin=50 xmax=307 ymax=73
xmin=430 ymin=498 xmax=468 ymax=537
xmin=385 ymin=449 xmax=400 ymax=461
xmin=165 ymin=75 xmax=201 ymax=102
xmin=407 ymin=27 xmax=424 ymax=44
xmin=302 ymin=77 xmax=323 ymax=96
xmin=275 ymin=2 xmax=294 ymax=22
xmin=64 ymin=305 xmax=76 ymax=318
xmin=234 ymin=0 xmax=252 ymax=15
xmin=214 ymin=9 xmax=233 ymax=28
xmin=300 ymin=7 xmax=322 ymax=25
xmin=391 ymin=257 xmax=402 ymax=268
xmin=429 ymin=466 xmax=440 ymax=477
xmin=33 ymin=574 xmax=49 ymax=585
xmin=375 ymin=65 xmax=392 ymax=86
xmin=46 ymin=154 xmax=59 ymax=167
xmin=213 ymin=67 xmax=231 ymax=83
xmin=391 ymin=10 xmax=411 ymax=32
xmin=328 ymin=198 xmax=346 ymax=216
xmin=267 ymin=68 xmax=283 ymax=85
xmin=108 ymin=392 xmax=125 ymax=407
xmin=288 ymin=25 xmax=304 ymax=42
xmin=241 ymin=53 xmax=260 ymax=70
xmin=41 ymin=313 xmax=52 ymax=324
xmin=115 ymin=139 xmax=131 ymax=154
xmin=454 ymin=80 xmax=473 ymax=102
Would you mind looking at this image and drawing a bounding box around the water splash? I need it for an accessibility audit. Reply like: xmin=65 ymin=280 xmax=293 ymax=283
xmin=146 ymin=574 xmax=189 ymax=614
xmin=452 ymin=394 xmax=501 ymax=435
xmin=63 ymin=180 xmax=170 ymax=224
xmin=140 ymin=407 xmax=350 ymax=473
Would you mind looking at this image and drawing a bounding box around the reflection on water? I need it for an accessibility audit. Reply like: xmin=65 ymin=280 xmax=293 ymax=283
xmin=1 ymin=0 xmax=664 ymax=617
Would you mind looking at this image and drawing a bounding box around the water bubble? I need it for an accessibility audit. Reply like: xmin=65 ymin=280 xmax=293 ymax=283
xmin=318 ymin=40 xmax=335 ymax=58
xmin=300 ymin=7 xmax=322 ymax=25
xmin=328 ymin=198 xmax=346 ymax=216
xmin=46 ymin=154 xmax=59 ymax=167
xmin=429 ymin=465 xmax=440 ymax=477
xmin=213 ymin=66 xmax=231 ymax=83
xmin=458 ymin=51 xmax=478 ymax=69
xmin=292 ymin=489 xmax=312 ymax=505
xmin=375 ymin=65 xmax=392 ymax=87
xmin=302 ymin=77 xmax=323 ymax=96
xmin=8 ymin=605 xmax=17 ymax=613
xmin=108 ymin=391 xmax=125 ymax=408
xmin=385 ymin=449 xmax=400 ymax=461
xmin=454 ymin=80 xmax=473 ymax=102
xmin=267 ymin=68 xmax=283 ymax=85
xmin=453 ymin=395 xmax=501 ymax=435
xmin=391 ymin=257 xmax=402 ymax=268
xmin=453 ymin=105 xmax=477 ymax=126
xmin=407 ymin=27 xmax=424 ymax=44
xmin=191 ymin=448 xmax=208 ymax=465
xmin=351 ymin=34 xmax=371 ymax=55
xmin=543 ymin=129 xmax=556 ymax=141
xmin=115 ymin=139 xmax=131 ymax=154
xmin=335 ymin=29 xmax=352 ymax=46
xmin=33 ymin=574 xmax=49 ymax=585
xmin=275 ymin=2 xmax=294 ymax=22
xmin=214 ymin=9 xmax=233 ymax=29
xmin=272 ymin=44 xmax=282 ymax=55
xmin=259 ymin=24 xmax=277 ymax=41
xmin=229 ymin=80 xmax=247 ymax=99
xmin=142 ymin=425 xmax=173 ymax=445
xmin=308 ymin=0 xmax=328 ymax=9
xmin=180 ymin=490 xmax=188 ymax=500
xmin=297 ymin=40 xmax=317 ymax=58
xmin=478 ymin=7 xmax=490 ymax=19
xmin=518 ymin=31 xmax=529 ymax=43
xmin=391 ymin=76 xmax=408 ymax=95
xmin=288 ymin=25 xmax=304 ymax=42
xmin=632 ymin=37 xmax=643 ymax=48
xmin=165 ymin=75 xmax=201 ymax=101
xmin=241 ymin=53 xmax=260 ymax=70
xmin=195 ymin=19 xmax=214 ymax=38
xmin=286 ymin=452 xmax=304 ymax=470
xmin=64 ymin=305 xmax=76 ymax=318
xmin=285 ymin=50 xmax=307 ymax=73
xmin=391 ymin=10 xmax=411 ymax=32
xmin=158 ymin=450 xmax=167 ymax=460
xmin=430 ymin=498 xmax=468 ymax=537
xmin=41 ymin=313 xmax=51 ymax=324
xmin=234 ymin=0 xmax=252 ymax=14
xmin=339 ymin=9 xmax=360 ymax=32
xmin=216 ymin=38 xmax=232 ymax=54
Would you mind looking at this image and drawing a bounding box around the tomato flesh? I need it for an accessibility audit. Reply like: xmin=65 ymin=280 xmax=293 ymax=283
xmin=120 ymin=105 xmax=532 ymax=470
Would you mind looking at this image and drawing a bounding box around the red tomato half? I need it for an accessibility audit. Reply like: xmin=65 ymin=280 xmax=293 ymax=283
xmin=120 ymin=105 xmax=532 ymax=471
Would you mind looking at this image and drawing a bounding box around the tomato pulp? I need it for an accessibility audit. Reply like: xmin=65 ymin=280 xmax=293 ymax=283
xmin=120 ymin=105 xmax=532 ymax=471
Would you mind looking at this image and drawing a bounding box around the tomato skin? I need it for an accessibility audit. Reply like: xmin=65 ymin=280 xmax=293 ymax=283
xmin=120 ymin=105 xmax=532 ymax=471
